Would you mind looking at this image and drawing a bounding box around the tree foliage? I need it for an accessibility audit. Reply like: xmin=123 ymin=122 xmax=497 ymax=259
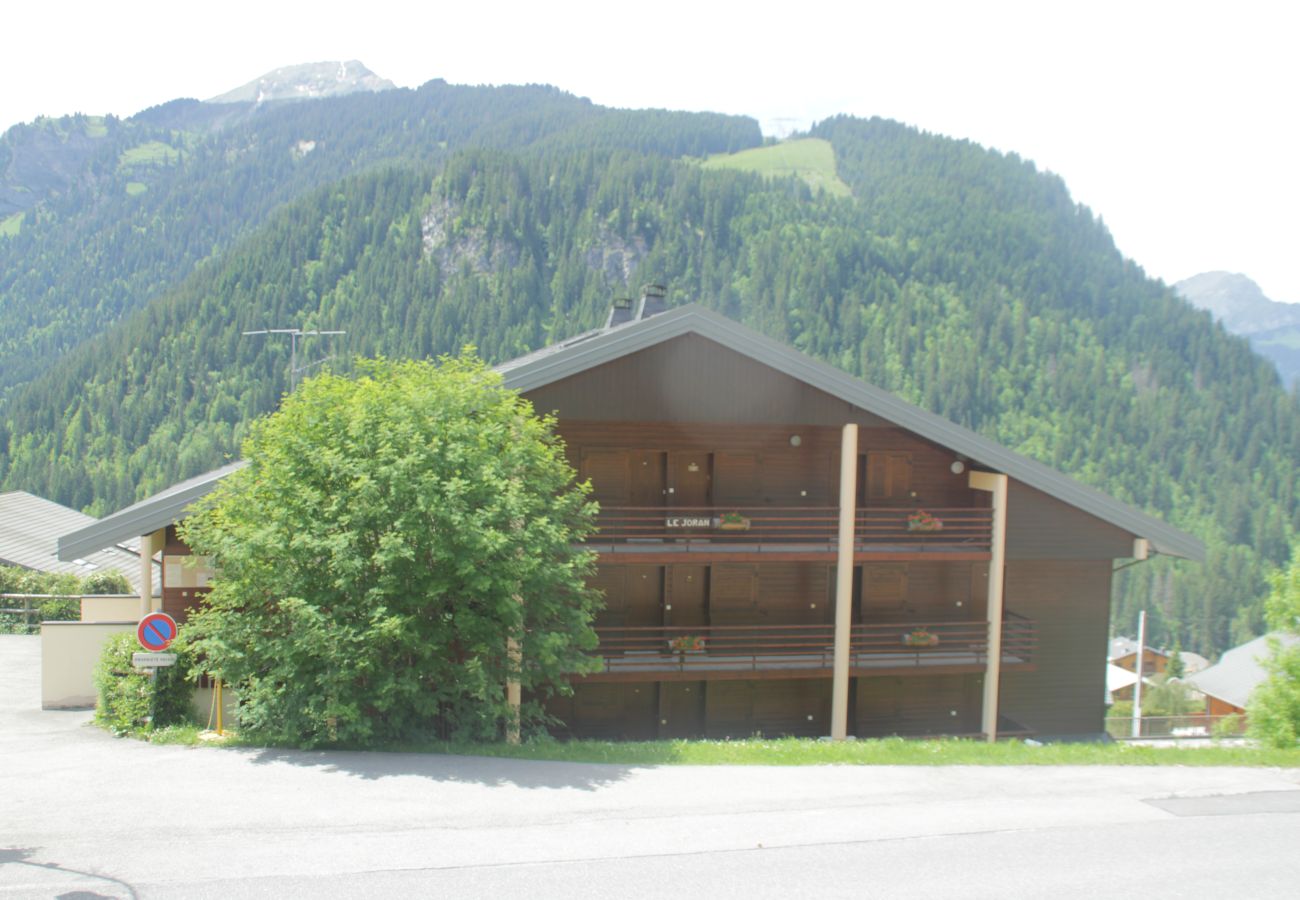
xmin=1247 ymin=543 xmax=1300 ymax=747
xmin=179 ymin=354 xmax=600 ymax=746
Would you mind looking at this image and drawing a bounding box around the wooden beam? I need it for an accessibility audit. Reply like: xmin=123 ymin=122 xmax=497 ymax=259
xmin=831 ymin=423 xmax=858 ymax=740
xmin=969 ymin=471 xmax=1008 ymax=742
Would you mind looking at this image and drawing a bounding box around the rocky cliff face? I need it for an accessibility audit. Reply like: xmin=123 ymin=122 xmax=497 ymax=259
xmin=1176 ymin=271 xmax=1300 ymax=388
xmin=206 ymin=60 xmax=395 ymax=105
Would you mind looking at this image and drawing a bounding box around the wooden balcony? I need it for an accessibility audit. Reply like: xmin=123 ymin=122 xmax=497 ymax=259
xmin=587 ymin=506 xmax=993 ymax=561
xmin=581 ymin=612 xmax=1035 ymax=682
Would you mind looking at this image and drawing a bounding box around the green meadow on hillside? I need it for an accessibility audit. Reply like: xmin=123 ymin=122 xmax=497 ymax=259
xmin=701 ymin=137 xmax=852 ymax=198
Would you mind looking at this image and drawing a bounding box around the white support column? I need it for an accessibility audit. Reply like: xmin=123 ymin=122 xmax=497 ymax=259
xmin=830 ymin=423 xmax=859 ymax=741
xmin=138 ymin=529 xmax=163 ymax=616
xmin=969 ymin=471 xmax=1008 ymax=743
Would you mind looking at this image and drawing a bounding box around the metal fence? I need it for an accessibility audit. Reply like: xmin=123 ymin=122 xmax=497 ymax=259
xmin=1104 ymin=714 xmax=1247 ymax=740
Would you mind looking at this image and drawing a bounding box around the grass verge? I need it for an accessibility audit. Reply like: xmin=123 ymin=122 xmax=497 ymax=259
xmin=184 ymin=733 xmax=1300 ymax=767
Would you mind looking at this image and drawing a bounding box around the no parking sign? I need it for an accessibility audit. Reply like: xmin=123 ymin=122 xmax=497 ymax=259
xmin=137 ymin=612 xmax=178 ymax=652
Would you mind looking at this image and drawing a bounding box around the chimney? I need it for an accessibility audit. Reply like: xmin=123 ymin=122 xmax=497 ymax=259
xmin=635 ymin=283 xmax=668 ymax=320
xmin=605 ymin=297 xmax=635 ymax=329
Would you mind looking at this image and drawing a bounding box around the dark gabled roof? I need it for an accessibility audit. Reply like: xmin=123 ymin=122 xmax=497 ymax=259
xmin=501 ymin=305 xmax=1204 ymax=560
xmin=59 ymin=304 xmax=1204 ymax=561
xmin=57 ymin=461 xmax=247 ymax=562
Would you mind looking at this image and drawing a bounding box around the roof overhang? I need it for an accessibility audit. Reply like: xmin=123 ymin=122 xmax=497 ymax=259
xmin=57 ymin=461 xmax=246 ymax=561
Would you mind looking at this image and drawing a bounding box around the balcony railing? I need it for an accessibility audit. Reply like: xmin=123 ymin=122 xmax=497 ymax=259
xmin=589 ymin=506 xmax=992 ymax=552
xmin=588 ymin=612 xmax=1034 ymax=676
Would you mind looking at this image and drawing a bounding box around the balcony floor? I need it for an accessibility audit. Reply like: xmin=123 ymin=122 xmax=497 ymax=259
xmin=591 ymin=541 xmax=991 ymax=563
xmin=581 ymin=651 xmax=1034 ymax=683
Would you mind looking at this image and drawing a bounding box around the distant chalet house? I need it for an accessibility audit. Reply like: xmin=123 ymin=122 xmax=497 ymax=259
xmin=1107 ymin=636 xmax=1209 ymax=683
xmin=1187 ymin=633 xmax=1298 ymax=719
xmin=59 ymin=300 xmax=1203 ymax=740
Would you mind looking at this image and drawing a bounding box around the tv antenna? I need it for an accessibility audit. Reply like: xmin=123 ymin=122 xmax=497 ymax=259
xmin=242 ymin=328 xmax=346 ymax=390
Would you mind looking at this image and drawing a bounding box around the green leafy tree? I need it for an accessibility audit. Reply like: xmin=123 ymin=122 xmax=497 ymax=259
xmin=180 ymin=353 xmax=600 ymax=747
xmin=1247 ymin=543 xmax=1300 ymax=747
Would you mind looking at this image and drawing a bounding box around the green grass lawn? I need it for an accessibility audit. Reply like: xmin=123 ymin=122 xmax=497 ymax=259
xmin=171 ymin=730 xmax=1300 ymax=767
xmin=701 ymin=138 xmax=853 ymax=199
xmin=0 ymin=212 xmax=23 ymax=237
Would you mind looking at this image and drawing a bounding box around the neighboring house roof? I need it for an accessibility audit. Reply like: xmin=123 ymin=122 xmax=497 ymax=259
xmin=1108 ymin=637 xmax=1209 ymax=673
xmin=1106 ymin=663 xmax=1140 ymax=697
xmin=0 ymin=491 xmax=152 ymax=593
xmin=58 ymin=304 xmax=1204 ymax=560
xmin=1108 ymin=637 xmax=1142 ymax=660
xmin=57 ymin=461 xmax=247 ymax=562
xmin=1187 ymin=633 xmax=1300 ymax=710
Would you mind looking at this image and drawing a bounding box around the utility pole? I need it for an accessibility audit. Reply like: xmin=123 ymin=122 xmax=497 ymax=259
xmin=242 ymin=328 xmax=346 ymax=390
xmin=1131 ymin=609 xmax=1147 ymax=739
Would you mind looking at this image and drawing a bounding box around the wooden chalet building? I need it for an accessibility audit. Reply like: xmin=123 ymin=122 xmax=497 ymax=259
xmin=59 ymin=297 xmax=1203 ymax=741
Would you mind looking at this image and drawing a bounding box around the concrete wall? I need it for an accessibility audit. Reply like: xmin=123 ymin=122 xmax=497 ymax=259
xmin=40 ymin=620 xmax=134 ymax=709
xmin=80 ymin=595 xmax=141 ymax=623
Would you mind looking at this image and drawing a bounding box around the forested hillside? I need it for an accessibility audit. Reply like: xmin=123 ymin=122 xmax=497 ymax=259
xmin=0 ymin=90 xmax=1296 ymax=659
xmin=0 ymin=82 xmax=759 ymax=393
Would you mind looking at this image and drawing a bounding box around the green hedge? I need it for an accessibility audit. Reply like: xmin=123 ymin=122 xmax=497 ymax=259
xmin=93 ymin=632 xmax=196 ymax=735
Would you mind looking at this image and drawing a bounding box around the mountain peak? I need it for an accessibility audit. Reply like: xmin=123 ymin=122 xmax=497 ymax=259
xmin=206 ymin=61 xmax=395 ymax=105
xmin=1175 ymin=271 xmax=1300 ymax=335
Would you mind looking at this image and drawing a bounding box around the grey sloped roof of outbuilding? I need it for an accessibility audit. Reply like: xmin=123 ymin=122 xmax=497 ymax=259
xmin=501 ymin=304 xmax=1204 ymax=560
xmin=59 ymin=304 xmax=1204 ymax=561
xmin=57 ymin=461 xmax=247 ymax=562
xmin=1187 ymin=633 xmax=1299 ymax=709
xmin=1 ymin=491 xmax=151 ymax=592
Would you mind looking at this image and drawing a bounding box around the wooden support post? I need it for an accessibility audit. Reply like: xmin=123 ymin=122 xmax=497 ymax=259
xmin=969 ymin=471 xmax=1008 ymax=742
xmin=505 ymin=593 xmax=523 ymax=744
xmin=831 ymin=423 xmax=859 ymax=741
xmin=138 ymin=530 xmax=161 ymax=617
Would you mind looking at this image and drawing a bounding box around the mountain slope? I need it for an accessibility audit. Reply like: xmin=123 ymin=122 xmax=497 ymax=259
xmin=0 ymin=82 xmax=760 ymax=395
xmin=1 ymin=115 xmax=1296 ymax=659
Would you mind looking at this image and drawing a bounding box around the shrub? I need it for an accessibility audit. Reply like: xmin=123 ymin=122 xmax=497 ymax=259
xmin=94 ymin=632 xmax=196 ymax=736
xmin=181 ymin=355 xmax=600 ymax=747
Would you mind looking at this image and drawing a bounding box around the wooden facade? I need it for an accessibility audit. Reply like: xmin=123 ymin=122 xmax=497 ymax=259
xmin=86 ymin=308 xmax=1194 ymax=743
xmin=519 ymin=332 xmax=1148 ymax=740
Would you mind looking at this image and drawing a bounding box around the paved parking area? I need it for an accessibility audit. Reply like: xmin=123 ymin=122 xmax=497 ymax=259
xmin=2 ymin=633 xmax=1298 ymax=898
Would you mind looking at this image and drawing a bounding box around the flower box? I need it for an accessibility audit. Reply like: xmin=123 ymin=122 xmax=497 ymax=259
xmin=906 ymin=510 xmax=944 ymax=532
xmin=902 ymin=629 xmax=940 ymax=648
xmin=715 ymin=512 xmax=751 ymax=532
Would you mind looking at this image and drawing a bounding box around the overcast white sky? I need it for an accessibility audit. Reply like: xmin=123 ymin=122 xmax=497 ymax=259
xmin=5 ymin=1 xmax=1297 ymax=302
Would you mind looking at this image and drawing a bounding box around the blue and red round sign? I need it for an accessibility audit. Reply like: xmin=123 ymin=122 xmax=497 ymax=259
xmin=137 ymin=612 xmax=178 ymax=652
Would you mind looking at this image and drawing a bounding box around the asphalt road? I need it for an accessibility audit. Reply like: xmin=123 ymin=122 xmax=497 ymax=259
xmin=2 ymin=634 xmax=1299 ymax=898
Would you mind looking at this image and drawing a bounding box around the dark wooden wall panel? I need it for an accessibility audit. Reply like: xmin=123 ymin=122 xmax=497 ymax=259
xmin=704 ymin=680 xmax=830 ymax=738
xmin=859 ymin=562 xmax=985 ymax=620
xmin=999 ymin=560 xmax=1112 ymax=736
xmin=551 ymin=683 xmax=659 ymax=740
xmin=854 ymin=675 xmax=980 ymax=736
xmin=1005 ymin=482 xmax=1135 ymax=560
xmin=659 ymin=682 xmax=705 ymax=738
xmin=525 ymin=334 xmax=890 ymax=427
xmin=561 ymin=422 xmax=982 ymax=511
xmin=756 ymin=563 xmax=830 ymax=623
